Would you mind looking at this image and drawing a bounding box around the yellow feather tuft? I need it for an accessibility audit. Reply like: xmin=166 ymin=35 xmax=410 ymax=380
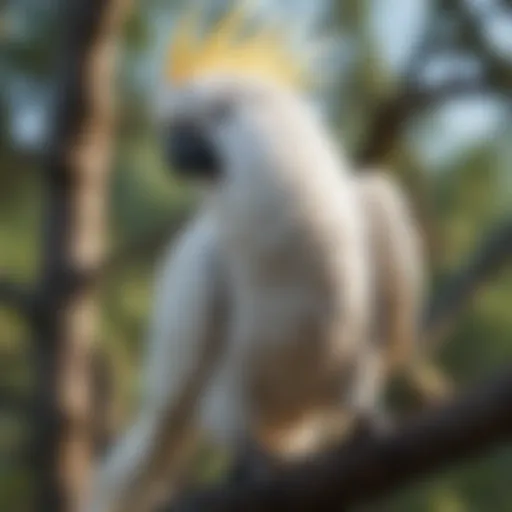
xmin=166 ymin=3 xmax=310 ymax=90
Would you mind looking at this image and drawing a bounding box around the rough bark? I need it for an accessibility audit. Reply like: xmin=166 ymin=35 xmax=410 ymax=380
xmin=30 ymin=1 xmax=129 ymax=510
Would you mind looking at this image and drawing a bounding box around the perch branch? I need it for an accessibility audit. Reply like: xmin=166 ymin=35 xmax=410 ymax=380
xmin=169 ymin=368 xmax=512 ymax=512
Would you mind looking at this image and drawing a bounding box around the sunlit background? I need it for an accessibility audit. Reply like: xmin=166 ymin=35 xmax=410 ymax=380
xmin=1 ymin=0 xmax=511 ymax=510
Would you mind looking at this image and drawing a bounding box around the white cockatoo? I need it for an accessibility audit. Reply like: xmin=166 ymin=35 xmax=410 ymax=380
xmin=87 ymin=4 xmax=424 ymax=512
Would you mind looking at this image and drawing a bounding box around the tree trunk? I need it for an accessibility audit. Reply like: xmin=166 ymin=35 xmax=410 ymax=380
xmin=32 ymin=1 xmax=129 ymax=510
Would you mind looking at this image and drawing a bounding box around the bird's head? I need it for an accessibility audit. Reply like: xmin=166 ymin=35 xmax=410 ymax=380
xmin=156 ymin=3 xmax=338 ymax=187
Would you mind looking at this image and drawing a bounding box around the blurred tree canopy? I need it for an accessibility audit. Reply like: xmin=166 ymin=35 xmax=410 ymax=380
xmin=0 ymin=0 xmax=511 ymax=511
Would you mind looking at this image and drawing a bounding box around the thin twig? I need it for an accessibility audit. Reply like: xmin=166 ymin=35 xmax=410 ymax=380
xmin=405 ymin=219 xmax=512 ymax=406
xmin=357 ymin=78 xmax=492 ymax=165
xmin=424 ymin=219 xmax=512 ymax=345
xmin=447 ymin=0 xmax=512 ymax=92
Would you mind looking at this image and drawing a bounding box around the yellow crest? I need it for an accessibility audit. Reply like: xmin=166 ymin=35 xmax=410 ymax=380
xmin=166 ymin=3 xmax=311 ymax=90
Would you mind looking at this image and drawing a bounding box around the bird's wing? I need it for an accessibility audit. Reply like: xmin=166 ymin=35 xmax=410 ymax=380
xmin=356 ymin=171 xmax=426 ymax=371
xmin=88 ymin=213 xmax=228 ymax=512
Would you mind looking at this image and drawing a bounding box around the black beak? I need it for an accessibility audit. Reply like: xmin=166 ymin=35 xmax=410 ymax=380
xmin=165 ymin=122 xmax=221 ymax=180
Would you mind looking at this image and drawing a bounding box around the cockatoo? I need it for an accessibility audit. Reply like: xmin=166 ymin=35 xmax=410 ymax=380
xmin=87 ymin=4 xmax=424 ymax=512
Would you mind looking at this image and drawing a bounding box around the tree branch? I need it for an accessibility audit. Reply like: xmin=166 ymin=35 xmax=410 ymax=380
xmin=97 ymin=213 xmax=189 ymax=280
xmin=67 ymin=211 xmax=190 ymax=293
xmin=356 ymin=78 xmax=491 ymax=166
xmin=447 ymin=0 xmax=512 ymax=93
xmin=30 ymin=0 xmax=132 ymax=510
xmin=404 ymin=219 xmax=512 ymax=406
xmin=424 ymin=218 xmax=512 ymax=345
xmin=357 ymin=0 xmax=512 ymax=166
xmin=169 ymin=369 xmax=512 ymax=512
